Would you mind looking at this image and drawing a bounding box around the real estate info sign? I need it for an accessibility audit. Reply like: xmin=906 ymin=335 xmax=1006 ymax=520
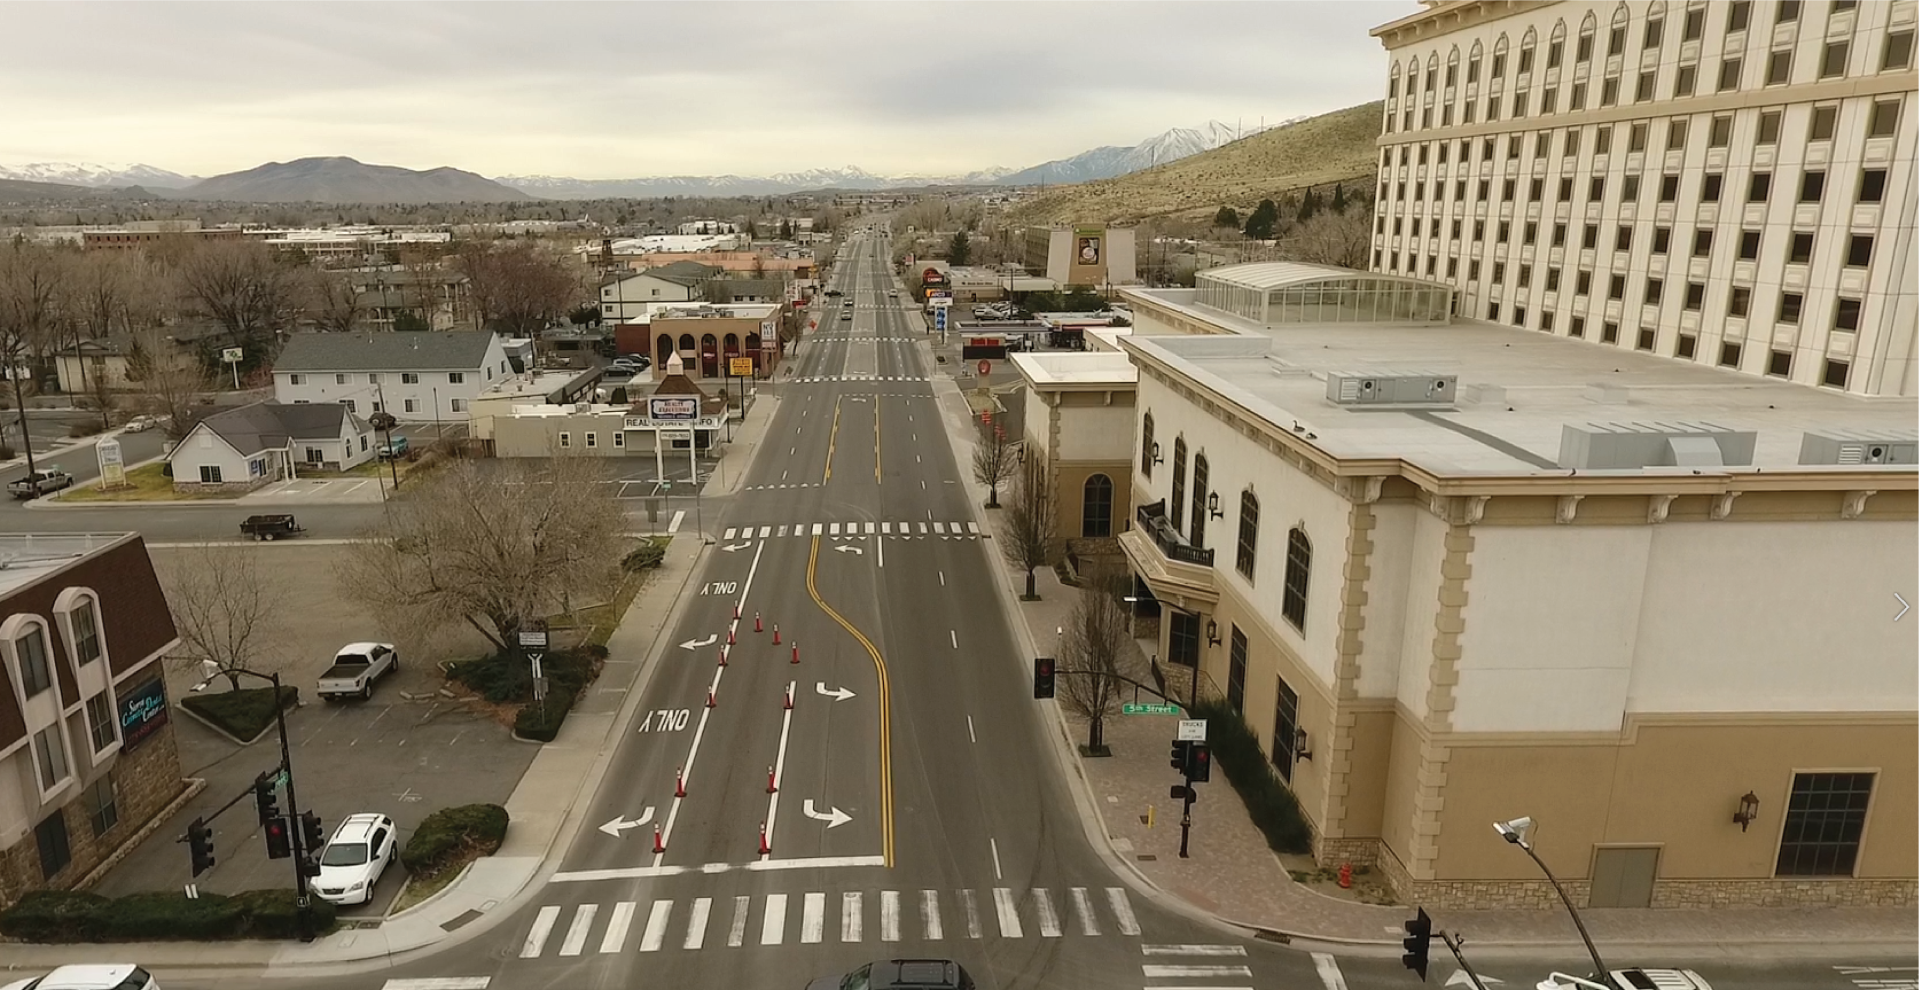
xmin=647 ymin=396 xmax=700 ymax=422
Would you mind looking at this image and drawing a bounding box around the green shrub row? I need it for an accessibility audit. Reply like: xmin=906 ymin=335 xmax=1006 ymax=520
xmin=622 ymin=541 xmax=666 ymax=572
xmin=180 ymin=684 xmax=298 ymax=741
xmin=513 ymin=685 xmax=578 ymax=742
xmin=446 ymin=644 xmax=605 ymax=705
xmin=1189 ymin=699 xmax=1314 ymax=854
xmin=0 ymin=888 xmax=335 ymax=943
xmin=399 ymin=803 xmax=510 ymax=877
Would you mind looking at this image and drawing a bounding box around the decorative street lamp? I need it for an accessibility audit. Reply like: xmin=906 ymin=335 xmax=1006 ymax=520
xmin=1494 ymin=816 xmax=1608 ymax=980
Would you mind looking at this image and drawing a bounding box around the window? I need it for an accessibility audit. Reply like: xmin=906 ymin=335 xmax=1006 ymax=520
xmin=1836 ymin=297 xmax=1862 ymax=332
xmin=35 ymin=812 xmax=70 ymax=881
xmin=558 ymin=432 xmax=571 ymax=448
xmin=448 ymin=372 xmax=465 ymax=384
xmin=584 ymin=432 xmax=597 ymax=449
xmin=1780 ymin=292 xmax=1804 ymax=323
xmin=1820 ymin=41 xmax=1849 ymax=78
xmin=1777 ymin=0 xmax=1801 ymax=22
xmin=1596 ymin=123 xmax=1613 ymax=154
xmin=1549 ymin=38 xmax=1563 ymax=67
xmin=83 ymin=772 xmax=118 ymax=839
xmin=1547 ymin=268 xmax=1561 ymax=291
xmin=1525 ymin=221 xmax=1538 ymax=245
xmin=1281 ymin=528 xmax=1311 ymax=631
xmin=1683 ymin=6 xmax=1705 ymax=40
xmin=1675 ymin=64 xmax=1697 ymax=96
xmin=1799 ymin=171 xmax=1825 ymax=202
xmin=1082 ymin=475 xmax=1114 ymax=538
xmin=1730 ymin=286 xmax=1751 ymax=317
xmin=1685 ymin=282 xmax=1706 ymax=310
xmin=17 ymin=625 xmax=51 ymax=696
xmin=1636 ymin=71 xmax=1656 ymax=102
xmin=86 ymin=693 xmax=116 ymax=753
xmin=1271 ymin=676 xmax=1301 ymax=782
xmin=1578 ymin=24 xmax=1594 ymax=61
xmin=1869 ymin=100 xmax=1901 ymax=137
xmin=1168 ymin=612 xmax=1199 ymax=670
xmin=1636 ymin=327 xmax=1656 ymax=351
xmin=1823 ymin=359 xmax=1851 ymax=388
xmin=1768 ymin=350 xmax=1792 ymax=377
xmin=1859 ymin=169 xmax=1887 ymax=203
xmin=1749 ymin=172 xmax=1772 ymax=202
xmin=1758 ymin=110 xmax=1781 ymax=143
xmin=1766 ymin=49 xmax=1792 ymax=84
xmin=288 ymin=374 xmax=305 ymax=386
xmin=1554 ymin=223 xmax=1568 ymax=247
xmin=1653 ymin=227 xmax=1672 ymax=253
xmin=1646 ymin=278 xmax=1665 ymax=304
xmin=401 ymin=372 xmax=420 ymax=384
xmin=1571 ymin=81 xmax=1586 ymax=109
xmin=1616 ymin=175 xmax=1637 ymax=201
xmin=1739 ymin=230 xmax=1762 ymax=260
xmin=199 ymin=465 xmax=222 ymax=484
xmin=1629 ymin=122 xmax=1648 ymax=152
xmin=1644 ymin=16 xmax=1664 ymax=47
xmin=1601 ymin=76 xmax=1619 ymax=106
xmin=1660 ymin=175 xmax=1680 ymax=202
xmin=403 ymin=398 xmax=417 ymax=413
xmin=1718 ymin=58 xmax=1742 ymax=90
xmin=1885 ymin=31 xmax=1916 ymax=71
xmin=1702 ymin=174 xmax=1723 ymax=201
xmin=1590 ymin=176 xmax=1606 ymax=200
xmin=1583 ymin=224 xmax=1598 ymax=249
xmin=1577 ymin=270 xmax=1593 ymax=295
xmin=1603 ymin=321 xmax=1621 ymax=344
xmin=1677 ymin=334 xmax=1699 ymax=359
xmin=1607 ymin=20 xmax=1625 ymax=56
xmin=1140 ymin=413 xmax=1155 ymax=479
xmin=335 ymin=373 xmax=349 ymax=385
xmin=1727 ymin=0 xmax=1751 ymax=30
xmin=1811 ymin=105 xmax=1838 ymax=140
xmin=1168 ymin=439 xmax=1189 ymax=537
xmin=1189 ymin=455 xmax=1209 ymax=549
xmin=1708 ymin=116 xmax=1733 ymax=148
xmin=1615 ymin=226 xmax=1633 ymax=251
xmin=1219 ymin=626 xmax=1248 ymax=716
xmin=66 ymin=599 xmax=100 ymax=665
xmin=1846 ymin=235 xmax=1874 ymax=267
xmin=1693 ymin=230 xmax=1714 ymax=257
xmin=1721 ymin=341 xmax=1743 ymax=367
xmin=33 ymin=725 xmax=67 ymax=792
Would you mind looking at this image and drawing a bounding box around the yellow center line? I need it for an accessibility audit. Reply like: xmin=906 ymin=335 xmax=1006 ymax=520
xmin=806 ymin=535 xmax=894 ymax=867
xmin=874 ymin=398 xmax=882 ymax=483
xmin=823 ymin=397 xmax=842 ymax=484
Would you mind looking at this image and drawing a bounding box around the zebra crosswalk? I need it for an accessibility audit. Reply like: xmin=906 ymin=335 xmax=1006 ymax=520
xmin=789 ymin=374 xmax=931 ymax=383
xmin=722 ymin=521 xmax=980 ymax=540
xmin=1141 ymin=943 xmax=1256 ymax=990
xmin=518 ymin=885 xmax=1142 ymax=958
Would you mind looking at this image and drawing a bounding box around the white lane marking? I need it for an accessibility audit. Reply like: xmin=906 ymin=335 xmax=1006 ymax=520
xmin=684 ymin=897 xmax=710 ymax=950
xmin=744 ymin=854 xmax=888 ymax=871
xmin=521 ymin=905 xmax=559 ymax=958
xmin=878 ymin=535 xmax=885 ymax=568
xmin=933 ymin=522 xmax=946 ymax=534
xmin=760 ymin=893 xmax=787 ymax=945
xmin=992 ymin=887 xmax=1023 ymax=938
xmin=919 ymin=521 xmax=929 ymax=534
xmin=811 ymin=523 xmax=823 ymax=535
xmin=380 ymin=980 xmax=491 ymax=990
xmin=842 ymin=890 xmax=863 ymax=942
xmin=881 ymin=889 xmax=901 ymax=941
xmin=921 ymin=889 xmax=943 ymax=940
xmin=763 ymin=679 xmax=795 ymax=859
xmin=967 ymin=715 xmax=976 ymax=743
xmin=951 ymin=629 xmax=958 ymax=648
xmin=638 ymin=899 xmax=673 ymax=952
xmin=1314 ymin=952 xmax=1350 ymax=990
xmin=1143 ymin=945 xmax=1250 ymax=956
xmin=1107 ymin=888 xmax=1140 ymax=936
xmin=1033 ymin=888 xmax=1062 ymax=937
xmin=600 ymin=900 xmax=636 ymax=954
xmin=557 ymin=903 xmax=596 ymax=956
xmin=1070 ymin=887 xmax=1099 ymax=936
xmin=667 ymin=510 xmax=684 ymax=533
xmin=990 ymin=837 xmax=1003 ymax=880
xmin=960 ymin=888 xmax=982 ymax=939
xmin=1143 ymin=965 xmax=1255 ymax=979
xmin=940 ymin=570 xmax=946 ymax=586
xmin=727 ymin=895 xmax=749 ymax=947
xmin=802 ymin=891 xmax=826 ymax=943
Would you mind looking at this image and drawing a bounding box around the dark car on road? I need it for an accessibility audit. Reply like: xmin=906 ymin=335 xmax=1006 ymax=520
xmin=807 ymin=959 xmax=975 ymax=990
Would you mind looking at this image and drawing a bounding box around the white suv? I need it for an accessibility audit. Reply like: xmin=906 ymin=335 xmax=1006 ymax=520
xmin=313 ymin=812 xmax=398 ymax=906
xmin=0 ymin=966 xmax=159 ymax=990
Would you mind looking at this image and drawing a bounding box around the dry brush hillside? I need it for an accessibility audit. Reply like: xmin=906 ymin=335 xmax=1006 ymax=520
xmin=1007 ymin=101 xmax=1384 ymax=225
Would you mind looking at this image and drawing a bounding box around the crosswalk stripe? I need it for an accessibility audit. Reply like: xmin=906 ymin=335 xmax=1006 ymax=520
xmin=842 ymin=891 xmax=863 ymax=942
xmin=882 ymin=522 xmax=893 ymax=534
xmin=865 ymin=521 xmax=875 ymax=534
xmin=1313 ymin=952 xmax=1350 ymax=990
xmin=723 ymin=527 xmax=736 ymax=540
xmin=777 ymin=524 xmax=788 ymax=537
xmin=727 ymin=895 xmax=749 ymax=947
xmin=636 ymin=899 xmax=670 ymax=952
xmin=802 ymin=891 xmax=826 ymax=943
xmin=1142 ymin=965 xmax=1255 ymax=979
xmin=759 ymin=526 xmax=771 ymax=538
xmin=933 ymin=522 xmax=946 ymax=534
xmin=1143 ymin=945 xmax=1249 ymax=956
xmin=831 ymin=523 xmax=841 ymax=535
xmin=921 ymin=889 xmax=943 ymax=940
xmin=919 ymin=521 xmax=929 ymax=534
xmin=960 ymin=888 xmax=982 ymax=939
xmin=600 ymin=901 xmax=636 ymax=954
xmin=1070 ymin=887 xmax=1099 ymax=936
xmin=881 ymin=889 xmax=901 ymax=942
xmin=1033 ymin=888 xmax=1062 ymax=937
xmin=522 ymin=905 xmax=560 ymax=958
xmin=1107 ymin=888 xmax=1140 ymax=936
xmin=968 ymin=521 xmax=980 ymax=535
xmin=811 ymin=523 xmax=823 ymax=536
xmin=760 ymin=893 xmax=787 ymax=946
xmin=993 ymin=887 xmax=1022 ymax=938
xmin=558 ymin=903 xmax=596 ymax=956
xmin=685 ymin=897 xmax=711 ymax=950
xmin=380 ymin=981 xmax=491 ymax=990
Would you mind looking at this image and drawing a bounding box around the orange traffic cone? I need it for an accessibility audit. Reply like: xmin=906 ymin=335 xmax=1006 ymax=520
xmin=772 ymin=624 xmax=781 ymax=645
xmin=754 ymin=611 xmax=763 ymax=633
xmin=783 ymin=684 xmax=793 ymax=710
xmin=727 ymin=627 xmax=736 ymax=646
xmin=653 ymin=824 xmax=666 ymax=854
xmin=758 ymin=822 xmax=771 ymax=856
xmin=766 ymin=765 xmax=778 ymax=794
xmin=718 ymin=645 xmax=728 ymax=667
xmin=675 ymin=767 xmax=686 ymax=798
xmin=706 ymin=688 xmax=717 ymax=709
xmin=791 ymin=642 xmax=800 ymax=664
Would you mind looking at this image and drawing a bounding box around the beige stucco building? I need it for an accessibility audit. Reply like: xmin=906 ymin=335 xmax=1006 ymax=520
xmin=1010 ymin=351 xmax=1137 ymax=546
xmin=1114 ymin=263 xmax=1916 ymax=910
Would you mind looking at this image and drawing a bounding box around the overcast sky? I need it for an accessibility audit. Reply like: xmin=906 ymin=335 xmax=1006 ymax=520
xmin=0 ymin=1 xmax=1410 ymax=180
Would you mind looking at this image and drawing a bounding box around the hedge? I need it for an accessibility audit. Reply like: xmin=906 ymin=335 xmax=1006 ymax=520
xmin=0 ymin=888 xmax=335 ymax=943
xmin=400 ymin=803 xmax=510 ymax=877
xmin=622 ymin=541 xmax=666 ymax=572
xmin=513 ymin=684 xmax=578 ymax=742
xmin=180 ymin=684 xmax=298 ymax=741
xmin=1189 ymin=699 xmax=1314 ymax=854
xmin=447 ymin=645 xmax=603 ymax=705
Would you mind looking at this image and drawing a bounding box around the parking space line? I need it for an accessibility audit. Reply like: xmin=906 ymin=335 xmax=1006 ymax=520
xmin=668 ymin=510 xmax=685 ymax=533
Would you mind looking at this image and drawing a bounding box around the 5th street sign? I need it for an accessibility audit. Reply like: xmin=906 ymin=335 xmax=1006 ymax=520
xmin=1122 ymin=702 xmax=1181 ymax=716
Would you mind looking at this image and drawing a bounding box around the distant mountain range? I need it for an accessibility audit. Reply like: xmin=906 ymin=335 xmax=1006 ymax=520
xmin=0 ymin=162 xmax=199 ymax=188
xmin=992 ymin=119 xmax=1304 ymax=186
xmin=183 ymin=157 xmax=530 ymax=204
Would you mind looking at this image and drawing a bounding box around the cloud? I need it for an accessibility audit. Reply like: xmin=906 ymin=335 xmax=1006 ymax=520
xmin=0 ymin=1 xmax=1407 ymax=178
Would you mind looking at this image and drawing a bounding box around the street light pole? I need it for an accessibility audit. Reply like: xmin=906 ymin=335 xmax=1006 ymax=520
xmin=195 ymin=667 xmax=314 ymax=941
xmin=1495 ymin=817 xmax=1607 ymax=980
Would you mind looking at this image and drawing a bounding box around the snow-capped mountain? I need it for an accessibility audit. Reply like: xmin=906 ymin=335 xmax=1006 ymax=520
xmin=0 ymin=162 xmax=198 ymax=188
xmin=994 ymin=118 xmax=1309 ymax=187
xmin=496 ymin=166 xmax=935 ymax=199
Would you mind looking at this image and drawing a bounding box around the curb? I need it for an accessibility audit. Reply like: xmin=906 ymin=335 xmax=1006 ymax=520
xmin=74 ymin=777 xmax=209 ymax=893
xmin=383 ymin=859 xmax=475 ymax=923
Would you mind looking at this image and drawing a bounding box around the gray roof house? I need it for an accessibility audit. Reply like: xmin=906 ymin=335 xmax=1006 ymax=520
xmin=272 ymin=331 xmax=514 ymax=422
xmin=167 ymin=401 xmax=377 ymax=492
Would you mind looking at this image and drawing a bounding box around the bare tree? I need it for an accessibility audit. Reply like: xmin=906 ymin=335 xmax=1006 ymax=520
xmin=0 ymin=243 xmax=70 ymax=469
xmin=334 ymin=455 xmax=627 ymax=653
xmin=167 ymin=545 xmax=288 ymax=693
xmin=175 ymin=239 xmax=306 ymax=350
xmin=1280 ymin=209 xmax=1373 ymax=269
xmin=1000 ymin=456 xmax=1055 ymax=600
xmin=971 ymin=418 xmax=1017 ymax=509
xmin=309 ymin=269 xmax=363 ymax=333
xmin=126 ymin=323 xmax=213 ymax=441
xmin=457 ymin=241 xmax=576 ymax=336
xmin=1057 ymin=574 xmax=1140 ymax=755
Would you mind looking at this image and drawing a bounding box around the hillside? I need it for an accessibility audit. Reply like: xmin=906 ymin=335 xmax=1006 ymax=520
xmin=0 ymin=177 xmax=148 ymax=203
xmin=185 ymin=156 xmax=532 ymax=204
xmin=1005 ymin=101 xmax=1383 ymax=225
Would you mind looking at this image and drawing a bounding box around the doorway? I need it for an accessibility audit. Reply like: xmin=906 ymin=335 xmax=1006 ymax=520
xmin=1588 ymin=846 xmax=1660 ymax=908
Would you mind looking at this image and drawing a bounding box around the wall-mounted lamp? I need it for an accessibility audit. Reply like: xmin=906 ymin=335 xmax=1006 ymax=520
xmin=1204 ymin=619 xmax=1221 ymax=647
xmin=1293 ymin=728 xmax=1313 ymax=762
xmin=1151 ymin=442 xmax=1164 ymax=465
xmin=1207 ymin=492 xmax=1224 ymax=519
xmin=1732 ymin=791 xmax=1760 ymax=832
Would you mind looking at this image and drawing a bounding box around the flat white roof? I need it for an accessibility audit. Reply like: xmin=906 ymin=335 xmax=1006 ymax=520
xmin=1122 ymin=288 xmax=1918 ymax=476
xmin=477 ymin=370 xmax=584 ymax=399
xmin=0 ymin=534 xmax=130 ymax=597
xmin=1011 ymin=351 xmax=1138 ymax=387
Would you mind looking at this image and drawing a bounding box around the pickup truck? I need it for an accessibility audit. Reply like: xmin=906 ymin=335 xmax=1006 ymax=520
xmin=316 ymin=642 xmax=399 ymax=701
xmin=9 ymin=469 xmax=73 ymax=499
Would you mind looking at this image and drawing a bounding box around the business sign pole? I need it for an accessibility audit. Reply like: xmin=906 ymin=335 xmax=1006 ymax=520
xmin=648 ymin=396 xmax=700 ymax=490
xmin=221 ymin=347 xmax=244 ymax=390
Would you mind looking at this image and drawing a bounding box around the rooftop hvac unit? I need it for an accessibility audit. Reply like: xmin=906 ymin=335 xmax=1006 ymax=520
xmin=1558 ymin=422 xmax=1757 ymax=470
xmin=1325 ymin=372 xmax=1458 ymax=408
xmin=1798 ymin=430 xmax=1920 ymax=466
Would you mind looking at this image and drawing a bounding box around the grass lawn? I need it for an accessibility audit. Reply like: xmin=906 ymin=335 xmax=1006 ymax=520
xmin=299 ymin=457 xmax=429 ymax=482
xmin=391 ymin=860 xmax=464 ymax=914
xmin=180 ymin=684 xmax=299 ymax=742
xmin=57 ymin=463 xmax=230 ymax=502
xmin=547 ymin=537 xmax=669 ymax=648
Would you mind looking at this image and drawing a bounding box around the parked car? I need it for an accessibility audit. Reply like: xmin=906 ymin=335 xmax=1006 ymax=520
xmin=0 ymin=965 xmax=160 ymax=990
xmin=316 ymin=642 xmax=399 ymax=701
xmin=121 ymin=414 xmax=166 ymax=434
xmin=312 ymin=813 xmax=398 ymax=907
xmin=8 ymin=469 xmax=72 ymax=500
xmin=377 ymin=436 xmax=410 ymax=460
xmin=807 ymin=960 xmax=975 ymax=990
xmin=841 ymin=312 xmax=853 ymax=321
xmin=826 ymin=289 xmax=843 ymax=297
xmin=1539 ymin=971 xmax=1715 ymax=990
xmin=239 ymin=514 xmax=305 ymax=541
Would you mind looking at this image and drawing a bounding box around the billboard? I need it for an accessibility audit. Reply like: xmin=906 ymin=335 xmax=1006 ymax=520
xmin=1076 ymin=233 xmax=1102 ymax=266
xmin=1070 ymin=226 xmax=1107 ymax=287
xmin=648 ymin=396 xmax=700 ymax=422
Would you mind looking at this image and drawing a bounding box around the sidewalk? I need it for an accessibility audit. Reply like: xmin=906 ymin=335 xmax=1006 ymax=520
xmin=933 ymin=366 xmax=1917 ymax=954
xmin=0 ymin=532 xmax=711 ymax=971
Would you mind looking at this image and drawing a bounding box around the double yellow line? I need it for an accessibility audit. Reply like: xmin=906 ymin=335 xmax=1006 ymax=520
xmin=806 ymin=536 xmax=895 ymax=866
xmin=821 ymin=396 xmax=883 ymax=484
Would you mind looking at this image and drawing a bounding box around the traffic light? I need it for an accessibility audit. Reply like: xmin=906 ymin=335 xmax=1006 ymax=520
xmin=1169 ymin=739 xmax=1190 ymax=772
xmin=1185 ymin=743 xmax=1212 ymax=783
xmin=1402 ymin=907 xmax=1432 ymax=981
xmin=1032 ymin=657 xmax=1056 ymax=699
xmin=298 ymin=810 xmax=326 ymax=853
xmin=263 ymin=816 xmax=293 ymax=860
xmin=186 ymin=817 xmax=215 ymax=877
xmin=253 ymin=771 xmax=280 ymax=825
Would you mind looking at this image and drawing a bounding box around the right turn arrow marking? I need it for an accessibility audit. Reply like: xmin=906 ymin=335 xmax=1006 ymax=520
xmin=815 ymin=683 xmax=855 ymax=702
xmin=1897 ymin=593 xmax=1910 ymax=622
xmin=802 ymin=799 xmax=852 ymax=829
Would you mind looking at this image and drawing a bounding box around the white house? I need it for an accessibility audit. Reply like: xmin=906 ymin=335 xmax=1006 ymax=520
xmin=272 ymin=331 xmax=511 ymax=424
xmin=600 ymin=262 xmax=722 ymax=323
xmin=167 ymin=402 xmax=375 ymax=493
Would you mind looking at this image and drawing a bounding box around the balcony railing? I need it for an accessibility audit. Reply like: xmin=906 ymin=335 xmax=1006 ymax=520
xmin=1135 ymin=500 xmax=1215 ymax=567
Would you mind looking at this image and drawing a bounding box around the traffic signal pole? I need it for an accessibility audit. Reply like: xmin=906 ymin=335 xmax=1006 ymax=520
xmin=267 ymin=669 xmax=318 ymax=943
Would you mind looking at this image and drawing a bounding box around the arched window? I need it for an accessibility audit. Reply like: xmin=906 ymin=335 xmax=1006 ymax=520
xmin=1282 ymin=527 xmax=1312 ymax=631
xmin=655 ymin=334 xmax=673 ymax=367
xmin=1608 ymin=4 xmax=1630 ymax=57
xmin=1169 ymin=438 xmax=1188 ymax=535
xmin=1389 ymin=61 xmax=1402 ymax=99
xmin=1082 ymin=474 xmax=1114 ymax=538
xmin=724 ymin=332 xmax=740 ymax=355
xmin=1425 ymin=53 xmax=1439 ymax=93
xmin=1548 ymin=20 xmax=1567 ymax=69
xmin=1236 ymin=491 xmax=1259 ymax=580
xmin=1643 ymin=1 xmax=1666 ymax=49
xmin=1468 ymin=40 xmax=1484 ymax=83
xmin=1492 ymin=33 xmax=1510 ymax=80
xmin=1446 ymin=46 xmax=1461 ymax=87
xmin=1140 ymin=412 xmax=1155 ymax=479
xmin=1189 ymin=454 xmax=1209 ymax=549
xmin=678 ymin=333 xmax=696 ymax=352
xmin=1520 ymin=27 xmax=1537 ymax=73
xmin=1577 ymin=13 xmax=1597 ymax=62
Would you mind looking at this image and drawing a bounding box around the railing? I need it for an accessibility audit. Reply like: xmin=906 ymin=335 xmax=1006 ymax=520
xmin=1135 ymin=501 xmax=1215 ymax=567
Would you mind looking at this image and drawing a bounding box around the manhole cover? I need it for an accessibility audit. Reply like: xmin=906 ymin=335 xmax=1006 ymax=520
xmin=1137 ymin=854 xmax=1158 ymax=862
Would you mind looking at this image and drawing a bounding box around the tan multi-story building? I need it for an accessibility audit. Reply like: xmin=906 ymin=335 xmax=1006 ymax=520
xmin=1116 ymin=263 xmax=1915 ymax=910
xmin=1369 ymin=0 xmax=1917 ymax=397
xmin=1009 ymin=351 xmax=1138 ymax=546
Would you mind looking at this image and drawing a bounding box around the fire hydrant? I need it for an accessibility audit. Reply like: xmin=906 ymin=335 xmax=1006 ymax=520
xmin=1338 ymin=862 xmax=1353 ymax=889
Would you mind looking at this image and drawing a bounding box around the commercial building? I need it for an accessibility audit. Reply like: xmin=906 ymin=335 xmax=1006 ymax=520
xmin=1115 ymin=262 xmax=1915 ymax=910
xmin=1022 ymin=225 xmax=1138 ymax=289
xmin=0 ymin=533 xmax=185 ymax=910
xmin=167 ymin=401 xmax=376 ymax=491
xmin=599 ymin=263 xmax=722 ymax=322
xmin=628 ymin=304 xmax=781 ymax=381
xmin=348 ymin=269 xmax=473 ymax=331
xmin=1368 ymin=0 xmax=1918 ymax=397
xmin=1008 ymin=351 xmax=1138 ymax=547
xmin=272 ymin=331 xmax=513 ymax=423
xmin=488 ymin=358 xmax=728 ymax=458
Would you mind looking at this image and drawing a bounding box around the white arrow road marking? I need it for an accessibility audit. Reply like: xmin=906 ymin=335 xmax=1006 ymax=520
xmin=1898 ymin=593 xmax=1911 ymax=621
xmin=802 ymin=799 xmax=853 ymax=828
xmin=679 ymin=634 xmax=718 ymax=650
xmin=815 ymin=683 xmax=856 ymax=701
xmin=597 ymin=806 xmax=655 ymax=837
xmin=1446 ymin=971 xmax=1504 ymax=986
xmin=720 ymin=542 xmax=750 ymax=553
xmin=1314 ymin=952 xmax=1350 ymax=990
xmin=833 ymin=544 xmax=865 ymax=554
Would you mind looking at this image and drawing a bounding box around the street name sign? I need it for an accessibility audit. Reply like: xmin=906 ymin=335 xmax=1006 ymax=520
xmin=1122 ymin=702 xmax=1180 ymax=716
